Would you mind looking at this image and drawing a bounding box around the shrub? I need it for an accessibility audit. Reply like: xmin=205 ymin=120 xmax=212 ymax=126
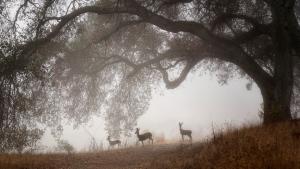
xmin=56 ymin=140 xmax=74 ymax=154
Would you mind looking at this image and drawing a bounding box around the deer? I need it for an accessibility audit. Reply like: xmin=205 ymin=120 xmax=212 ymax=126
xmin=135 ymin=128 xmax=153 ymax=146
xmin=107 ymin=136 xmax=121 ymax=149
xmin=179 ymin=122 xmax=192 ymax=142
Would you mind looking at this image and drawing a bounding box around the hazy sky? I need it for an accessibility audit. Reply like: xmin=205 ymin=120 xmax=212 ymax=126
xmin=41 ymin=73 xmax=262 ymax=151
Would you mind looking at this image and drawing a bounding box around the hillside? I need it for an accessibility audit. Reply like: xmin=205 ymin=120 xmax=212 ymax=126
xmin=0 ymin=122 xmax=299 ymax=169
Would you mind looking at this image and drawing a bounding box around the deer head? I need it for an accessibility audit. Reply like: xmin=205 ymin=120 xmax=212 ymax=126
xmin=135 ymin=128 xmax=140 ymax=135
xmin=179 ymin=122 xmax=183 ymax=128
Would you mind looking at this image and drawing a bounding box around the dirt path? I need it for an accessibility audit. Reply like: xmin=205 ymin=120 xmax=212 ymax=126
xmin=0 ymin=143 xmax=197 ymax=169
xmin=54 ymin=143 xmax=189 ymax=169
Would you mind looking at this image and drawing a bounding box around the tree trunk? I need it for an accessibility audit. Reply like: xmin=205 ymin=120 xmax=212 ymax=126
xmin=261 ymin=41 xmax=294 ymax=124
xmin=261 ymin=47 xmax=293 ymax=123
xmin=260 ymin=2 xmax=295 ymax=124
xmin=262 ymin=85 xmax=292 ymax=124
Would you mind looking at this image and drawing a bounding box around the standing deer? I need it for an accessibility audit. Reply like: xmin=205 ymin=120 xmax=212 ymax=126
xmin=179 ymin=122 xmax=192 ymax=142
xmin=107 ymin=136 xmax=121 ymax=149
xmin=135 ymin=128 xmax=153 ymax=146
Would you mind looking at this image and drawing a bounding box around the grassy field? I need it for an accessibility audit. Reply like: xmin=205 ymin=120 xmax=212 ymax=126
xmin=0 ymin=122 xmax=299 ymax=169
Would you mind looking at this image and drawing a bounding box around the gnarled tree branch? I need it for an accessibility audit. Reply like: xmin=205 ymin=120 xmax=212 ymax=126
xmin=156 ymin=57 xmax=200 ymax=89
xmin=13 ymin=0 xmax=273 ymax=90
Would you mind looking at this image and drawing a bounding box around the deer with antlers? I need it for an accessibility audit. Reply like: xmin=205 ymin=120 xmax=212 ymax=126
xmin=135 ymin=128 xmax=153 ymax=146
xmin=107 ymin=136 xmax=121 ymax=149
xmin=179 ymin=122 xmax=192 ymax=142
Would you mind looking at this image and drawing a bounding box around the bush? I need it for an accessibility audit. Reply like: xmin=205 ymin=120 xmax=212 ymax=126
xmin=56 ymin=140 xmax=74 ymax=154
xmin=0 ymin=126 xmax=44 ymax=154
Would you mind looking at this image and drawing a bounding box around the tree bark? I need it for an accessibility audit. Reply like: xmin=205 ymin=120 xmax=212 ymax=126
xmin=260 ymin=1 xmax=295 ymax=124
xmin=261 ymin=82 xmax=293 ymax=124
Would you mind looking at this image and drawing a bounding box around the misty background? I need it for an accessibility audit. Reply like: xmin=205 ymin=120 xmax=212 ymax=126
xmin=0 ymin=0 xmax=299 ymax=163
xmin=41 ymin=73 xmax=262 ymax=151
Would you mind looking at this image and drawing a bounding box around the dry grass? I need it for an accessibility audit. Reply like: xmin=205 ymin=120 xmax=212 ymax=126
xmin=149 ymin=122 xmax=300 ymax=169
xmin=1 ymin=122 xmax=299 ymax=169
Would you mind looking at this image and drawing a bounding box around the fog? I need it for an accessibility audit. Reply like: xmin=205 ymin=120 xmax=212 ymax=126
xmin=41 ymin=73 xmax=262 ymax=151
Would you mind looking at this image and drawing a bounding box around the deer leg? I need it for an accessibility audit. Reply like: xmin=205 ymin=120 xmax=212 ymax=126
xmin=142 ymin=141 xmax=144 ymax=146
xmin=189 ymin=135 xmax=192 ymax=144
xmin=182 ymin=135 xmax=184 ymax=141
xmin=149 ymin=138 xmax=153 ymax=144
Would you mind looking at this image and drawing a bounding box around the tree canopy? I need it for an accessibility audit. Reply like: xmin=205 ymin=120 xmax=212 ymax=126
xmin=0 ymin=0 xmax=299 ymax=151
